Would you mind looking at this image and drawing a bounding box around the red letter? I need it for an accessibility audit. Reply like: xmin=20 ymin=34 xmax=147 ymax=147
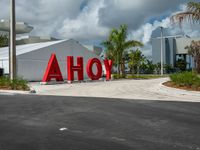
xmin=87 ymin=58 xmax=102 ymax=80
xmin=42 ymin=53 xmax=63 ymax=82
xmin=67 ymin=56 xmax=84 ymax=81
xmin=104 ymin=60 xmax=113 ymax=80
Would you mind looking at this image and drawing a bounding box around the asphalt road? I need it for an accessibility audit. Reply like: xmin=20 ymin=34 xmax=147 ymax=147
xmin=0 ymin=94 xmax=200 ymax=150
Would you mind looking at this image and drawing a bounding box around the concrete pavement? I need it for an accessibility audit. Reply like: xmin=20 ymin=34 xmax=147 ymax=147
xmin=30 ymin=78 xmax=200 ymax=102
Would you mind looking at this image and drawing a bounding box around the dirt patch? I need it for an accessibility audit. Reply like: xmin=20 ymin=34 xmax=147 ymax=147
xmin=0 ymin=86 xmax=12 ymax=90
xmin=163 ymin=81 xmax=200 ymax=92
xmin=0 ymin=86 xmax=29 ymax=91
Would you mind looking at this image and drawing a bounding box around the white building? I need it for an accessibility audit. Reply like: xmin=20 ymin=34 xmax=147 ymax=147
xmin=0 ymin=39 xmax=101 ymax=81
xmin=0 ymin=19 xmax=33 ymax=34
xmin=0 ymin=19 xmax=57 ymax=45
xmin=83 ymin=45 xmax=103 ymax=56
xmin=152 ymin=35 xmax=199 ymax=69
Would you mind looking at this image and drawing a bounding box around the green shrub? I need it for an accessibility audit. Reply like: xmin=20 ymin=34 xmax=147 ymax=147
xmin=112 ymin=74 xmax=126 ymax=79
xmin=0 ymin=76 xmax=29 ymax=91
xmin=170 ymin=72 xmax=200 ymax=87
xmin=0 ymin=76 xmax=9 ymax=86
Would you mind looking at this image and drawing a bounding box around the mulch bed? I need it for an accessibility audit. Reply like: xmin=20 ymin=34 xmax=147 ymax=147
xmin=0 ymin=86 xmax=12 ymax=90
xmin=163 ymin=81 xmax=200 ymax=92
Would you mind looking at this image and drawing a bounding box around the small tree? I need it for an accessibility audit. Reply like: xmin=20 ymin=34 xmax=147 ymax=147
xmin=0 ymin=34 xmax=9 ymax=47
xmin=164 ymin=64 xmax=175 ymax=74
xmin=140 ymin=59 xmax=156 ymax=74
xmin=155 ymin=63 xmax=161 ymax=74
xmin=175 ymin=59 xmax=187 ymax=72
xmin=128 ymin=49 xmax=144 ymax=75
xmin=185 ymin=40 xmax=200 ymax=73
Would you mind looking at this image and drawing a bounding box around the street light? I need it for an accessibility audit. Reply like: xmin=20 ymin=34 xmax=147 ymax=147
xmin=160 ymin=26 xmax=164 ymax=76
xmin=9 ymin=0 xmax=16 ymax=80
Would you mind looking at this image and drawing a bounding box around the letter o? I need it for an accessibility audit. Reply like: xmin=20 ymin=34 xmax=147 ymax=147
xmin=87 ymin=58 xmax=102 ymax=80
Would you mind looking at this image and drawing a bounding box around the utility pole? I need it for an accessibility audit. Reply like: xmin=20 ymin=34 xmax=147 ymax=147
xmin=160 ymin=26 xmax=164 ymax=76
xmin=9 ymin=0 xmax=16 ymax=80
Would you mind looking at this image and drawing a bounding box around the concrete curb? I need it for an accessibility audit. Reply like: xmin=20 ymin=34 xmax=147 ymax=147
xmin=0 ymin=89 xmax=31 ymax=95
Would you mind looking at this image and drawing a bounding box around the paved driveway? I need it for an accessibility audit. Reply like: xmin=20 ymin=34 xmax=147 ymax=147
xmin=30 ymin=78 xmax=200 ymax=102
xmin=0 ymin=95 xmax=200 ymax=150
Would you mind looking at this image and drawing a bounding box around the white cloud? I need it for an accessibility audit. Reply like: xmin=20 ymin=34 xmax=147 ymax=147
xmin=1 ymin=0 xmax=200 ymax=55
xmin=0 ymin=0 xmax=189 ymax=39
xmin=129 ymin=17 xmax=171 ymax=44
xmin=58 ymin=0 xmax=109 ymax=41
xmin=98 ymin=0 xmax=187 ymax=29
xmin=127 ymin=3 xmax=200 ymax=57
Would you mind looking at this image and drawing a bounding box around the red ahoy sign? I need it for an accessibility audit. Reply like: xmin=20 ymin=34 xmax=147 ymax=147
xmin=42 ymin=53 xmax=113 ymax=82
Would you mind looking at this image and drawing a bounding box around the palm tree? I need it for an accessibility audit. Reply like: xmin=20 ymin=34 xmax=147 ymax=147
xmin=102 ymin=24 xmax=143 ymax=75
xmin=171 ymin=2 xmax=200 ymax=24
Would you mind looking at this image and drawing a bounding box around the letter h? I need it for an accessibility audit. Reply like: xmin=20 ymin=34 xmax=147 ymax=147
xmin=67 ymin=56 xmax=84 ymax=81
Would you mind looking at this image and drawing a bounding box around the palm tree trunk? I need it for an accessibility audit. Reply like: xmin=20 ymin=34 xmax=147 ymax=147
xmin=117 ymin=65 xmax=120 ymax=75
xmin=137 ymin=65 xmax=140 ymax=76
xmin=121 ymin=59 xmax=126 ymax=77
xmin=197 ymin=58 xmax=200 ymax=73
xmin=117 ymin=51 xmax=120 ymax=76
xmin=132 ymin=66 xmax=134 ymax=76
xmin=194 ymin=57 xmax=197 ymax=72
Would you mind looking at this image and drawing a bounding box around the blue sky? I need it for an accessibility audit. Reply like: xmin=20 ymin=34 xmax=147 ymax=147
xmin=0 ymin=0 xmax=200 ymax=55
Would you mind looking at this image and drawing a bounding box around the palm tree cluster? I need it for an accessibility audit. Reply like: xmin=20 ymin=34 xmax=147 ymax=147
xmin=102 ymin=24 xmax=143 ymax=75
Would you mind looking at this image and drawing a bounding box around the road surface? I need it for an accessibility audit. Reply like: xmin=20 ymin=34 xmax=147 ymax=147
xmin=0 ymin=94 xmax=199 ymax=150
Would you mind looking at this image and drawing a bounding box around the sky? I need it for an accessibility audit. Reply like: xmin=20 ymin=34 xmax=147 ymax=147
xmin=1 ymin=0 xmax=200 ymax=56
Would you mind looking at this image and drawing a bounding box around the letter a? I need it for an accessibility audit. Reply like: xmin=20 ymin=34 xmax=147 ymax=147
xmin=42 ymin=53 xmax=64 ymax=82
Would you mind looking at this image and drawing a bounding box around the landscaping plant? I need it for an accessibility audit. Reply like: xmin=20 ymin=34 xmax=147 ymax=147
xmin=0 ymin=76 xmax=30 ymax=91
xmin=170 ymin=72 xmax=200 ymax=89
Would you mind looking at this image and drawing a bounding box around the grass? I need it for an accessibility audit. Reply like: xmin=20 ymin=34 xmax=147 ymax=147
xmin=0 ymin=76 xmax=30 ymax=91
xmin=167 ymin=72 xmax=200 ymax=91
xmin=112 ymin=74 xmax=167 ymax=80
xmin=126 ymin=74 xmax=166 ymax=79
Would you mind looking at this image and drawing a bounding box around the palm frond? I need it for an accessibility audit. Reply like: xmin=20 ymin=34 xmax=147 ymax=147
xmin=171 ymin=2 xmax=200 ymax=25
xmin=124 ymin=40 xmax=143 ymax=49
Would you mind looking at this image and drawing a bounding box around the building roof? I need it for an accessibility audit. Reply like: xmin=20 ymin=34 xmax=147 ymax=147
xmin=0 ymin=39 xmax=98 ymax=60
xmin=151 ymin=34 xmax=190 ymax=40
xmin=0 ymin=40 xmax=66 ymax=60
xmin=16 ymin=35 xmax=58 ymax=45
xmin=83 ymin=45 xmax=103 ymax=56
